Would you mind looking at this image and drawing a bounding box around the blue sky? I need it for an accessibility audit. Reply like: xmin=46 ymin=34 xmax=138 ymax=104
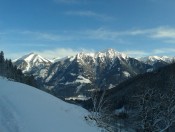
xmin=1 ymin=0 xmax=175 ymax=59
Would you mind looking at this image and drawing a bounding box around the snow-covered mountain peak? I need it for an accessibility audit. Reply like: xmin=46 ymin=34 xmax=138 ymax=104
xmin=78 ymin=52 xmax=94 ymax=57
xmin=160 ymin=56 xmax=173 ymax=63
xmin=140 ymin=56 xmax=171 ymax=61
xmin=103 ymin=48 xmax=116 ymax=54
xmin=139 ymin=55 xmax=173 ymax=65
xmin=73 ymin=49 xmax=128 ymax=63
xmin=95 ymin=49 xmax=128 ymax=59
xmin=75 ymin=52 xmax=95 ymax=61
xmin=13 ymin=53 xmax=51 ymax=73
xmin=145 ymin=56 xmax=162 ymax=61
xmin=18 ymin=52 xmax=50 ymax=63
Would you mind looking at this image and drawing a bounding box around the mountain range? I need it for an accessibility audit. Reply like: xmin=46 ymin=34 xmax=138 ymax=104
xmin=13 ymin=49 xmax=174 ymax=99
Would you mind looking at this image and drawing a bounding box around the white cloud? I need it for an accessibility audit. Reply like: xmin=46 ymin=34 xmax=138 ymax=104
xmin=7 ymin=48 xmax=94 ymax=60
xmin=123 ymin=48 xmax=175 ymax=58
xmin=5 ymin=52 xmax=28 ymax=60
xmin=123 ymin=50 xmax=149 ymax=57
xmin=6 ymin=47 xmax=175 ymax=61
xmin=84 ymin=28 xmax=119 ymax=40
xmin=36 ymin=48 xmax=95 ymax=60
xmin=85 ymin=27 xmax=175 ymax=43
xmin=126 ymin=29 xmax=153 ymax=36
xmin=80 ymin=28 xmax=158 ymax=41
xmin=6 ymin=27 xmax=175 ymax=43
xmin=153 ymin=48 xmax=175 ymax=54
xmin=151 ymin=27 xmax=175 ymax=39
xmin=21 ymin=31 xmax=75 ymax=41
xmin=13 ymin=43 xmax=49 ymax=47
xmin=85 ymin=27 xmax=175 ymax=41
xmin=17 ymin=29 xmax=125 ymax=42
xmin=164 ymin=40 xmax=175 ymax=44
xmin=0 ymin=30 xmax=75 ymax=42
xmin=24 ymin=27 xmax=175 ymax=44
xmin=35 ymin=48 xmax=80 ymax=59
xmin=65 ymin=11 xmax=114 ymax=21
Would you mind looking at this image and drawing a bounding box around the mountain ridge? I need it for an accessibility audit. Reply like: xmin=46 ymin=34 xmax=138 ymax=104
xmin=13 ymin=49 xmax=173 ymax=99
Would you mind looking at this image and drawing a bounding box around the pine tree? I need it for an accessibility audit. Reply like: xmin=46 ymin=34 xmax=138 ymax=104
xmin=0 ymin=51 xmax=4 ymax=63
xmin=0 ymin=51 xmax=5 ymax=76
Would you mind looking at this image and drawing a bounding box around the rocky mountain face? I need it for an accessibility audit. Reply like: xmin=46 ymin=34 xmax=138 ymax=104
xmin=43 ymin=49 xmax=152 ymax=98
xmin=13 ymin=49 xmax=172 ymax=99
xmin=138 ymin=56 xmax=174 ymax=70
xmin=13 ymin=53 xmax=52 ymax=86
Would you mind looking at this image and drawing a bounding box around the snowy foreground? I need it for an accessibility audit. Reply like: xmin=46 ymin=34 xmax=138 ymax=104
xmin=0 ymin=78 xmax=100 ymax=132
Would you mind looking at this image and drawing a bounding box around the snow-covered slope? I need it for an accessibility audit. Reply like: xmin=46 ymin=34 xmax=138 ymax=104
xmin=0 ymin=77 xmax=100 ymax=132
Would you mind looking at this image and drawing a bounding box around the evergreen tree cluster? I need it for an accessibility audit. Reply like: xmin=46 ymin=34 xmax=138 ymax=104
xmin=0 ymin=51 xmax=38 ymax=87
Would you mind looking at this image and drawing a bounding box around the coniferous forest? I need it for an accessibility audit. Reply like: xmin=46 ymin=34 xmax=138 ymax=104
xmin=0 ymin=51 xmax=37 ymax=88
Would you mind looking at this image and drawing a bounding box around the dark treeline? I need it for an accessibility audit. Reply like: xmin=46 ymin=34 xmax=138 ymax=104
xmin=0 ymin=51 xmax=37 ymax=87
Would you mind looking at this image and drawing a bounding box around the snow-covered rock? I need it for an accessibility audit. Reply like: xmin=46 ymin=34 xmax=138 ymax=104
xmin=95 ymin=48 xmax=128 ymax=60
xmin=123 ymin=71 xmax=130 ymax=78
xmin=13 ymin=53 xmax=51 ymax=73
xmin=75 ymin=75 xmax=92 ymax=84
xmin=13 ymin=53 xmax=52 ymax=82
xmin=138 ymin=56 xmax=173 ymax=65
xmin=75 ymin=48 xmax=128 ymax=62
xmin=108 ymin=84 xmax=115 ymax=89
xmin=0 ymin=77 xmax=100 ymax=132
xmin=52 ymin=56 xmax=75 ymax=63
xmin=65 ymin=95 xmax=90 ymax=101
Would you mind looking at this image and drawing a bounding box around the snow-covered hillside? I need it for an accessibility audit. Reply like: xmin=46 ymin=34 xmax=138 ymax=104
xmin=0 ymin=77 xmax=100 ymax=132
